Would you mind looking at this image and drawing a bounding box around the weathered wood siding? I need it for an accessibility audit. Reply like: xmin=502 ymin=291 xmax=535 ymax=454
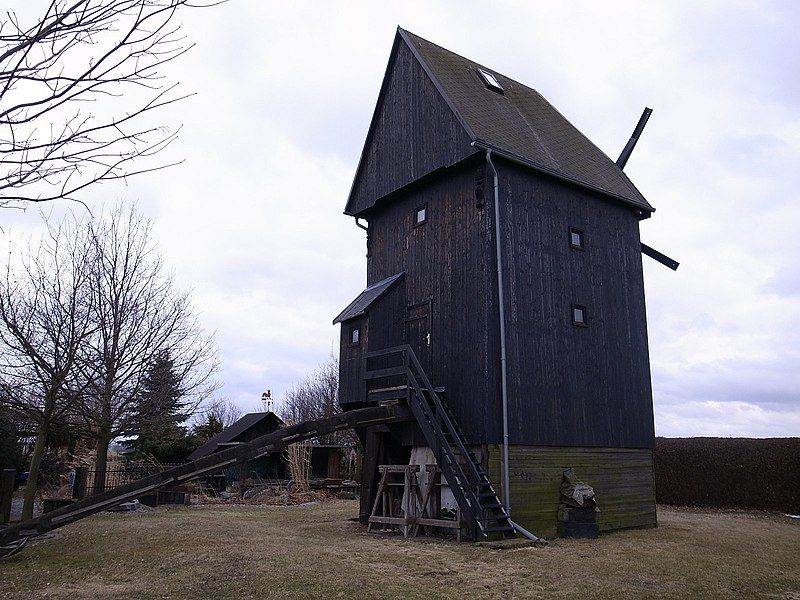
xmin=487 ymin=444 xmax=657 ymax=537
xmin=346 ymin=38 xmax=474 ymax=216
xmin=366 ymin=158 xmax=500 ymax=443
xmin=365 ymin=282 xmax=406 ymax=356
xmin=497 ymin=159 xmax=655 ymax=448
xmin=338 ymin=316 xmax=367 ymax=406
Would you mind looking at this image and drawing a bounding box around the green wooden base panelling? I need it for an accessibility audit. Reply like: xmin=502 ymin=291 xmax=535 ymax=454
xmin=486 ymin=445 xmax=657 ymax=538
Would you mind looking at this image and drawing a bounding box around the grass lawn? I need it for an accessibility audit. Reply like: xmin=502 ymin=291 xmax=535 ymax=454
xmin=1 ymin=500 xmax=798 ymax=599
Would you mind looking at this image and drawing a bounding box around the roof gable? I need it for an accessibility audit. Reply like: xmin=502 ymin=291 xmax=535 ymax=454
xmin=345 ymin=28 xmax=653 ymax=215
xmin=187 ymin=412 xmax=284 ymax=461
xmin=344 ymin=33 xmax=474 ymax=216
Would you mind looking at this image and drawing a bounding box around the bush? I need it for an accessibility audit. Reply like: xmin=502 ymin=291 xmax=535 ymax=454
xmin=654 ymin=437 xmax=800 ymax=513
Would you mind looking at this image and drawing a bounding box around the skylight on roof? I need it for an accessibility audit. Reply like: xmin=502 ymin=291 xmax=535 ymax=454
xmin=477 ymin=68 xmax=504 ymax=94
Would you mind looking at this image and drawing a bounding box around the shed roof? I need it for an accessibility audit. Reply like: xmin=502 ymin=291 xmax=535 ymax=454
xmin=333 ymin=272 xmax=404 ymax=324
xmin=345 ymin=29 xmax=653 ymax=215
xmin=187 ymin=412 xmax=284 ymax=461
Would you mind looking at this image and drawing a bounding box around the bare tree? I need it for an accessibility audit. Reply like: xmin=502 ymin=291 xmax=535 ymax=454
xmin=189 ymin=396 xmax=241 ymax=442
xmin=0 ymin=216 xmax=95 ymax=519
xmin=202 ymin=396 xmax=242 ymax=428
xmin=77 ymin=203 xmax=217 ymax=492
xmin=0 ymin=0 xmax=219 ymax=207
xmin=280 ymin=353 xmax=352 ymax=445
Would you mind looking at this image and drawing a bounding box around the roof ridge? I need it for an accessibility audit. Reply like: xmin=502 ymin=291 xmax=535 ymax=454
xmin=400 ymin=28 xmax=547 ymax=102
xmin=400 ymin=27 xmax=653 ymax=212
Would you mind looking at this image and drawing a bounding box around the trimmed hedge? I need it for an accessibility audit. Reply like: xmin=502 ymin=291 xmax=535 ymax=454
xmin=654 ymin=437 xmax=800 ymax=513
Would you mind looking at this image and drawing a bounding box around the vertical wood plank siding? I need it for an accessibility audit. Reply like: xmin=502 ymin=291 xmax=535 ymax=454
xmin=338 ymin=316 xmax=367 ymax=406
xmin=343 ymin=43 xmax=655 ymax=448
xmin=347 ymin=41 xmax=473 ymax=216
xmin=497 ymin=159 xmax=655 ymax=449
xmin=366 ymin=159 xmax=499 ymax=443
xmin=487 ymin=445 xmax=657 ymax=537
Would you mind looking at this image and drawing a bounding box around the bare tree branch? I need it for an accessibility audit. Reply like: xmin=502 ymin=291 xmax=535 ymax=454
xmin=0 ymin=213 xmax=95 ymax=518
xmin=0 ymin=0 xmax=220 ymax=207
xmin=279 ymin=353 xmax=354 ymax=446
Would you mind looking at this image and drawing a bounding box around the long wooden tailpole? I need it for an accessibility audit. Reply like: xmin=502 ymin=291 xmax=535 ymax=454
xmin=0 ymin=405 xmax=413 ymax=548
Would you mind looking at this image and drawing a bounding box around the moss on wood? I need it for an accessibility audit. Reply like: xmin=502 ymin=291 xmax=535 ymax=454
xmin=487 ymin=445 xmax=657 ymax=537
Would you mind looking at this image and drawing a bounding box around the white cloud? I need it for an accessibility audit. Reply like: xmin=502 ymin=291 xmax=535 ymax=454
xmin=4 ymin=1 xmax=798 ymax=434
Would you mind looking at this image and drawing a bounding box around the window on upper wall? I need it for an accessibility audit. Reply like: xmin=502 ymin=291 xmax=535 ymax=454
xmin=569 ymin=227 xmax=585 ymax=251
xmin=349 ymin=325 xmax=360 ymax=346
xmin=414 ymin=205 xmax=427 ymax=227
xmin=572 ymin=304 xmax=588 ymax=327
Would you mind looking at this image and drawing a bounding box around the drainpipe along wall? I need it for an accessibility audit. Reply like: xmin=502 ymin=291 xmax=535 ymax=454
xmin=485 ymin=149 xmax=512 ymax=513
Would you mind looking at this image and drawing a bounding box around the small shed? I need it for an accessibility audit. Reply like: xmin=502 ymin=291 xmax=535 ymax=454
xmin=188 ymin=412 xmax=285 ymax=462
xmin=189 ymin=412 xmax=352 ymax=484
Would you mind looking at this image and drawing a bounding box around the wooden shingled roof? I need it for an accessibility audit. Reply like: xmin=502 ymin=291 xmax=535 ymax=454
xmin=345 ymin=28 xmax=653 ymax=215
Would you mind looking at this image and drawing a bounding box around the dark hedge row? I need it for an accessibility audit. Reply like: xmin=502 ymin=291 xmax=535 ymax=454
xmin=654 ymin=437 xmax=800 ymax=513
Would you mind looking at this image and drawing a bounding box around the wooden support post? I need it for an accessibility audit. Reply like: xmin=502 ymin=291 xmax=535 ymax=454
xmin=412 ymin=465 xmax=462 ymax=539
xmin=359 ymin=426 xmax=384 ymax=523
xmin=72 ymin=467 xmax=87 ymax=500
xmin=402 ymin=467 xmax=411 ymax=538
xmin=238 ymin=463 xmax=247 ymax=498
xmin=367 ymin=468 xmax=388 ymax=533
xmin=0 ymin=469 xmax=14 ymax=524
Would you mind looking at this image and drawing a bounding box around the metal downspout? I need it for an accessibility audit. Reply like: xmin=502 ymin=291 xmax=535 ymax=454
xmin=486 ymin=149 xmax=511 ymax=514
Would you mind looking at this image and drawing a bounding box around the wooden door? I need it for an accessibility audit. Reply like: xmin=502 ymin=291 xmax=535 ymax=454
xmin=404 ymin=299 xmax=432 ymax=373
xmin=339 ymin=317 xmax=367 ymax=405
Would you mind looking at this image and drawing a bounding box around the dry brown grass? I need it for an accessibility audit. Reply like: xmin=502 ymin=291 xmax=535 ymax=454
xmin=1 ymin=502 xmax=798 ymax=599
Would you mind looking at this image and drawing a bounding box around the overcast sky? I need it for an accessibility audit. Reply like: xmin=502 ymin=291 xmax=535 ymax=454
xmin=5 ymin=1 xmax=799 ymax=437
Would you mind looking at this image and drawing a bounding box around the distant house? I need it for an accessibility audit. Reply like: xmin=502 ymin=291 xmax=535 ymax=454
xmin=189 ymin=412 xmax=349 ymax=483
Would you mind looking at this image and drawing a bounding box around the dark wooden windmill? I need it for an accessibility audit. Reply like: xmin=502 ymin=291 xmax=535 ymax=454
xmin=0 ymin=26 xmax=681 ymax=556
xmin=334 ymin=27 xmax=678 ymax=539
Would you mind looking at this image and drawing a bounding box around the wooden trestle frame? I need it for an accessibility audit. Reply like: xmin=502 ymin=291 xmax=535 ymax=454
xmin=367 ymin=464 xmax=462 ymax=540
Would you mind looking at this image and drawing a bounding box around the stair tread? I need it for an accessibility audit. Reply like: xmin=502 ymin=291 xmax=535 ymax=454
xmin=478 ymin=515 xmax=511 ymax=522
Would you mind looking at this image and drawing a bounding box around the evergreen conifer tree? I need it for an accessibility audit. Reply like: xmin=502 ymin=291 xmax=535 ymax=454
xmin=132 ymin=352 xmax=194 ymax=463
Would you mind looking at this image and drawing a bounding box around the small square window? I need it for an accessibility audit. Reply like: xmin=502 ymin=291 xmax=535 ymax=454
xmin=477 ymin=68 xmax=504 ymax=94
xmin=349 ymin=326 xmax=360 ymax=346
xmin=569 ymin=227 xmax=585 ymax=250
xmin=572 ymin=304 xmax=588 ymax=327
xmin=414 ymin=205 xmax=427 ymax=227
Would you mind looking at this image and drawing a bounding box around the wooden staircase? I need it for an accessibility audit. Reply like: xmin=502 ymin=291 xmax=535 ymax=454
xmin=364 ymin=345 xmax=515 ymax=541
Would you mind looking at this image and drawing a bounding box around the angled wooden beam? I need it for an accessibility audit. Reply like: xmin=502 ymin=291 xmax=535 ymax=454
xmin=617 ymin=107 xmax=653 ymax=169
xmin=0 ymin=405 xmax=413 ymax=550
xmin=641 ymin=242 xmax=680 ymax=270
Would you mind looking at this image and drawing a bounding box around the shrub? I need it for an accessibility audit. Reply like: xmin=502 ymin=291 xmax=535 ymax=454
xmin=654 ymin=437 xmax=800 ymax=513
